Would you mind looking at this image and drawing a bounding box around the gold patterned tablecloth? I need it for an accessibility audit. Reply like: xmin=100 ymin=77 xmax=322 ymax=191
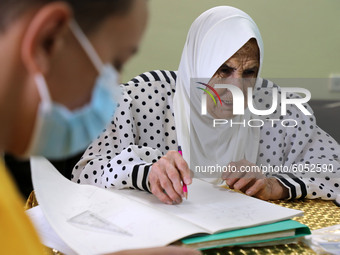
xmin=26 ymin=192 xmax=340 ymax=255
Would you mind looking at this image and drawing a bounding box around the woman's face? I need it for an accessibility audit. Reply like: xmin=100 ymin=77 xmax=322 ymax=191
xmin=207 ymin=39 xmax=260 ymax=120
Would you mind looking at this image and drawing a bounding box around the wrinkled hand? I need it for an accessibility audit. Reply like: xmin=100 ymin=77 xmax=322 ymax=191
xmin=148 ymin=151 xmax=192 ymax=205
xmin=109 ymin=246 xmax=202 ymax=255
xmin=222 ymin=159 xmax=289 ymax=201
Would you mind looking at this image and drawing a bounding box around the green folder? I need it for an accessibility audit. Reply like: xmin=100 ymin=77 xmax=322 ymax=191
xmin=181 ymin=220 xmax=311 ymax=250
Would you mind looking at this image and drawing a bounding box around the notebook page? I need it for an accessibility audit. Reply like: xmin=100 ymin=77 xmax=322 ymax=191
xmin=26 ymin=206 xmax=77 ymax=255
xmin=120 ymin=178 xmax=303 ymax=233
xmin=30 ymin=157 xmax=205 ymax=255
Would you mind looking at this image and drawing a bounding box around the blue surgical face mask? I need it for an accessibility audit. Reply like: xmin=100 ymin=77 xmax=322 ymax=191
xmin=24 ymin=20 xmax=122 ymax=160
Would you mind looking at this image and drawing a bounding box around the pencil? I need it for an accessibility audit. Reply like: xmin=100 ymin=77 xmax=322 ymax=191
xmin=183 ymin=182 xmax=188 ymax=200
xmin=178 ymin=146 xmax=188 ymax=200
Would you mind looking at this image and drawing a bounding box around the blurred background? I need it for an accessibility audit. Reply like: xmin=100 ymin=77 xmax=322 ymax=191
xmin=122 ymin=0 xmax=340 ymax=100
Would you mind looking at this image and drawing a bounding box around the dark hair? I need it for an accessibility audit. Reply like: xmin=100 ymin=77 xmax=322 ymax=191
xmin=0 ymin=0 xmax=134 ymax=33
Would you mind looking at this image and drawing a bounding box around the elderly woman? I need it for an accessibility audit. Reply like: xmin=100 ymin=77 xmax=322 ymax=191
xmin=72 ymin=6 xmax=340 ymax=205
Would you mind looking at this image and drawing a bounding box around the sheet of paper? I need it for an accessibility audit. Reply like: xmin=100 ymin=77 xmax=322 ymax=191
xmin=120 ymin=179 xmax=303 ymax=233
xmin=30 ymin=157 xmax=204 ymax=255
xmin=26 ymin=206 xmax=77 ymax=255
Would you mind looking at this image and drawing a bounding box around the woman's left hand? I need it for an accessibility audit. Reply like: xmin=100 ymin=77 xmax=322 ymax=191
xmin=221 ymin=159 xmax=289 ymax=200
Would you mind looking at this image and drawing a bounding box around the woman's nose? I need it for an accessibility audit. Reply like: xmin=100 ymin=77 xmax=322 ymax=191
xmin=228 ymin=74 xmax=244 ymax=89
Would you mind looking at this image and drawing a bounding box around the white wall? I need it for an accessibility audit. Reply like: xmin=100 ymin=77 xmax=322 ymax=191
xmin=122 ymin=0 xmax=340 ymax=100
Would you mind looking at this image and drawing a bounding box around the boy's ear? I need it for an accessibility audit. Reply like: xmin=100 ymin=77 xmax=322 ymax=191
xmin=21 ymin=2 xmax=72 ymax=75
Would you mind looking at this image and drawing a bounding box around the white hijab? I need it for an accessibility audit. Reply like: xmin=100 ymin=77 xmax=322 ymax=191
xmin=173 ymin=6 xmax=264 ymax=182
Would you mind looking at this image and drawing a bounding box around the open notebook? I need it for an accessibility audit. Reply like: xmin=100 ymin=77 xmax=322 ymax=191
xmin=30 ymin=157 xmax=305 ymax=255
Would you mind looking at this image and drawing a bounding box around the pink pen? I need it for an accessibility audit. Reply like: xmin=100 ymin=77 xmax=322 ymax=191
xmin=178 ymin=146 xmax=188 ymax=200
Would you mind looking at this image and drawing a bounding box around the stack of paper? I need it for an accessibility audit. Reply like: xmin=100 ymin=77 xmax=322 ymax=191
xmin=29 ymin=157 xmax=310 ymax=254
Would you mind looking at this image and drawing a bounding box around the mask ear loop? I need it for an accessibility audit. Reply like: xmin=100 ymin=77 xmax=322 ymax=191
xmin=22 ymin=74 xmax=52 ymax=159
xmin=34 ymin=73 xmax=52 ymax=112
xmin=69 ymin=20 xmax=103 ymax=74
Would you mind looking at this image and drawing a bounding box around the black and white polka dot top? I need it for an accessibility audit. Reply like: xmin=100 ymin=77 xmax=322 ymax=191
xmin=72 ymin=70 xmax=340 ymax=200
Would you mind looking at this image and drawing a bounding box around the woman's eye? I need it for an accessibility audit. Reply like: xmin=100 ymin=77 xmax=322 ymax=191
xmin=219 ymin=68 xmax=232 ymax=76
xmin=243 ymin=70 xmax=256 ymax=77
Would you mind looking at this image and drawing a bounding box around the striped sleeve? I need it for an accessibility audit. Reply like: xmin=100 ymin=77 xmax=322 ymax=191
xmin=131 ymin=163 xmax=152 ymax=192
xmin=273 ymin=174 xmax=308 ymax=200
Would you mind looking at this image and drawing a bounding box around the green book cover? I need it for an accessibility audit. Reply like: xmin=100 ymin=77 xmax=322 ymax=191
xmin=181 ymin=220 xmax=311 ymax=250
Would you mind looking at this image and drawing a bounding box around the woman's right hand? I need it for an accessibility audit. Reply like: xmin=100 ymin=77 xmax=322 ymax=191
xmin=148 ymin=151 xmax=192 ymax=205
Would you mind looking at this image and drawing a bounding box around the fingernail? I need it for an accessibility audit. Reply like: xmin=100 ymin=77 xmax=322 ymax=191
xmin=246 ymin=190 xmax=253 ymax=196
xmin=184 ymin=177 xmax=191 ymax=184
xmin=166 ymin=201 xmax=172 ymax=205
